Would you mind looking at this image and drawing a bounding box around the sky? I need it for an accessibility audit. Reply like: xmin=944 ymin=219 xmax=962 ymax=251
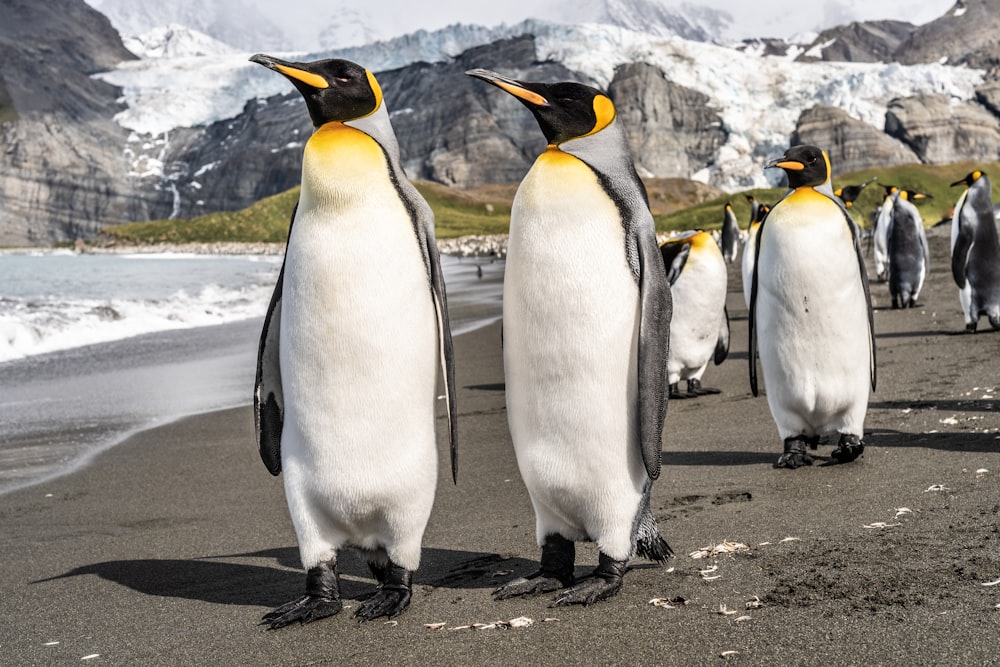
xmin=248 ymin=0 xmax=957 ymax=45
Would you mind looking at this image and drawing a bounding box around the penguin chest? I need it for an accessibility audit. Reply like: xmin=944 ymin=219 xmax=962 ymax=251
xmin=280 ymin=124 xmax=437 ymax=463
xmin=755 ymin=190 xmax=869 ymax=417
xmin=669 ymin=243 xmax=727 ymax=377
xmin=504 ymin=149 xmax=642 ymax=496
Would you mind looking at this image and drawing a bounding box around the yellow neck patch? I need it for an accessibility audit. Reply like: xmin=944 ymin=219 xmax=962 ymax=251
xmin=581 ymin=94 xmax=616 ymax=138
xmin=274 ymin=63 xmax=328 ymax=89
xmin=365 ymin=70 xmax=383 ymax=114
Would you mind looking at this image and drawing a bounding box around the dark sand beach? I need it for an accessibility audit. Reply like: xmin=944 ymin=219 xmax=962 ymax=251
xmin=1 ymin=229 xmax=998 ymax=665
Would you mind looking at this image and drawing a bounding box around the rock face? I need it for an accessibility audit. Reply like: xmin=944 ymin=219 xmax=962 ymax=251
xmin=796 ymin=21 xmax=915 ymax=63
xmin=884 ymin=93 xmax=1000 ymax=164
xmin=791 ymin=105 xmax=919 ymax=174
xmin=607 ymin=62 xmax=728 ymax=179
xmin=894 ymin=0 xmax=1000 ymax=68
xmin=0 ymin=0 xmax=146 ymax=245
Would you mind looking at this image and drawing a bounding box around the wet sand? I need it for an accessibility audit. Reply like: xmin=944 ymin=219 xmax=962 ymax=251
xmin=1 ymin=229 xmax=998 ymax=665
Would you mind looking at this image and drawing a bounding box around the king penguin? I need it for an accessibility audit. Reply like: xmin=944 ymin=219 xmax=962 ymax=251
xmin=250 ymin=54 xmax=457 ymax=627
xmin=465 ymin=68 xmax=673 ymax=606
xmin=834 ymin=176 xmax=877 ymax=208
xmin=950 ymin=170 xmax=1000 ymax=331
xmin=660 ymin=231 xmax=729 ymax=399
xmin=872 ymin=184 xmax=897 ymax=282
xmin=720 ymin=202 xmax=740 ymax=263
xmin=749 ymin=145 xmax=875 ymax=468
xmin=886 ymin=189 xmax=930 ymax=309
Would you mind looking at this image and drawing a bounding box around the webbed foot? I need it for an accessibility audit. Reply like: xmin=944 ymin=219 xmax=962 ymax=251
xmin=553 ymin=553 xmax=627 ymax=607
xmin=830 ymin=433 xmax=865 ymax=464
xmin=668 ymin=383 xmax=690 ymax=399
xmin=261 ymin=560 xmax=341 ymax=629
xmin=355 ymin=562 xmax=412 ymax=621
xmin=494 ymin=534 xmax=575 ymax=600
xmin=687 ymin=379 xmax=720 ymax=396
xmin=775 ymin=437 xmax=814 ymax=469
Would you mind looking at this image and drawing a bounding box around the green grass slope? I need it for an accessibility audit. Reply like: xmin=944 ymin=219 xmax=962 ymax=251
xmin=102 ymin=161 xmax=1000 ymax=244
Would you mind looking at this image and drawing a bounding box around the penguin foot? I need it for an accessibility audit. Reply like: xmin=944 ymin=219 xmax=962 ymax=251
xmin=261 ymin=559 xmax=342 ymax=629
xmin=494 ymin=534 xmax=575 ymax=600
xmin=668 ymin=383 xmax=690 ymax=399
xmin=775 ymin=438 xmax=814 ymax=469
xmin=686 ymin=379 xmax=720 ymax=396
xmin=553 ymin=553 xmax=627 ymax=607
xmin=830 ymin=434 xmax=865 ymax=464
xmin=965 ymin=322 xmax=978 ymax=333
xmin=261 ymin=594 xmax=343 ymax=629
xmin=355 ymin=563 xmax=413 ymax=621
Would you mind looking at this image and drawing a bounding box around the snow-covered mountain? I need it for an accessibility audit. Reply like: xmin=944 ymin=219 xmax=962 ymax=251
xmin=93 ymin=18 xmax=984 ymax=190
xmin=544 ymin=0 xmax=731 ymax=41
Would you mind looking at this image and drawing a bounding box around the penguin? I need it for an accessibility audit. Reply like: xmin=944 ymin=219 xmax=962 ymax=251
xmin=250 ymin=54 xmax=457 ymax=627
xmin=950 ymin=170 xmax=1000 ymax=331
xmin=465 ymin=68 xmax=673 ymax=606
xmin=660 ymin=231 xmax=729 ymax=399
xmin=886 ymin=189 xmax=930 ymax=309
xmin=872 ymin=184 xmax=897 ymax=282
xmin=742 ymin=202 xmax=769 ymax=309
xmin=749 ymin=145 xmax=875 ymax=468
xmin=834 ymin=176 xmax=877 ymax=208
xmin=745 ymin=194 xmax=761 ymax=224
xmin=720 ymin=202 xmax=740 ymax=263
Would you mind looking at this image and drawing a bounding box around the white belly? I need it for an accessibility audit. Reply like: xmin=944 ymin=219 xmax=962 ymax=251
xmin=668 ymin=244 xmax=728 ymax=383
xmin=503 ymin=149 xmax=645 ymax=559
xmin=278 ymin=123 xmax=438 ymax=569
xmin=755 ymin=190 xmax=870 ymax=439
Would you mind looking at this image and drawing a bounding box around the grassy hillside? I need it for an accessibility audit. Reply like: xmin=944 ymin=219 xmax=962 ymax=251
xmin=102 ymin=161 xmax=1000 ymax=244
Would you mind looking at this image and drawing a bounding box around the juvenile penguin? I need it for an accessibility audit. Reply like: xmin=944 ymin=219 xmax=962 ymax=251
xmin=466 ymin=68 xmax=673 ymax=606
xmin=950 ymin=170 xmax=1000 ymax=331
xmin=720 ymin=202 xmax=740 ymax=263
xmin=749 ymin=145 xmax=875 ymax=468
xmin=251 ymin=54 xmax=457 ymax=627
xmin=660 ymin=231 xmax=729 ymax=399
xmin=872 ymin=184 xmax=898 ymax=282
xmin=742 ymin=203 xmax=769 ymax=309
xmin=886 ymin=189 xmax=930 ymax=309
xmin=834 ymin=176 xmax=877 ymax=208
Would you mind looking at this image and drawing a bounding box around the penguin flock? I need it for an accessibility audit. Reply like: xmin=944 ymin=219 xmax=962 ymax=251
xmin=247 ymin=55 xmax=1000 ymax=627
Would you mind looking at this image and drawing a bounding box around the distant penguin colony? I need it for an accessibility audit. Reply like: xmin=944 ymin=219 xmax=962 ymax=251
xmin=466 ymin=68 xmax=673 ymax=606
xmin=244 ymin=54 xmax=997 ymax=626
xmin=950 ymin=170 xmax=1000 ymax=331
xmin=660 ymin=231 xmax=729 ymax=399
xmin=250 ymin=54 xmax=456 ymax=628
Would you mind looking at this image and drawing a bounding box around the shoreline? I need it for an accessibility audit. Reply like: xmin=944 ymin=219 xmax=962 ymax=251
xmin=2 ymin=232 xmax=999 ymax=664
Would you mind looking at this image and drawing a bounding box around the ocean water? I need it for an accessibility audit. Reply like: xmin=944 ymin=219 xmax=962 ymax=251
xmin=0 ymin=251 xmax=503 ymax=495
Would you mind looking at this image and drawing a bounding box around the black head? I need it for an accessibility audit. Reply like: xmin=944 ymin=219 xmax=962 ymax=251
xmin=950 ymin=170 xmax=985 ymax=187
xmin=465 ymin=69 xmax=615 ymax=145
xmin=765 ymin=144 xmax=831 ymax=189
xmin=250 ymin=54 xmax=382 ymax=127
xmin=901 ymin=189 xmax=932 ymax=202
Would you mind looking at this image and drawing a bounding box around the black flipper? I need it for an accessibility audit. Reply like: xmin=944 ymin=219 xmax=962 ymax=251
xmin=748 ymin=213 xmax=767 ymax=397
xmin=659 ymin=240 xmax=690 ymax=286
xmin=714 ymin=306 xmax=730 ymax=365
xmin=951 ymin=208 xmax=974 ymax=289
xmin=636 ymin=231 xmax=672 ymax=480
xmin=842 ymin=202 xmax=877 ymax=392
xmin=254 ymin=204 xmax=296 ymax=476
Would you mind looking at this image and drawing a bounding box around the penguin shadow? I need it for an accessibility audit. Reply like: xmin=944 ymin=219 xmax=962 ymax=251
xmin=868 ymin=428 xmax=1000 ymax=453
xmin=30 ymin=546 xmax=537 ymax=608
xmin=662 ymin=450 xmax=776 ymax=467
xmin=870 ymin=399 xmax=998 ymax=413
xmin=466 ymin=383 xmax=505 ymax=392
xmin=873 ymin=329 xmax=958 ymax=339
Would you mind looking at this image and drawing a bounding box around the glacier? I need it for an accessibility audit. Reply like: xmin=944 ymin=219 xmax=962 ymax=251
xmin=93 ymin=18 xmax=985 ymax=190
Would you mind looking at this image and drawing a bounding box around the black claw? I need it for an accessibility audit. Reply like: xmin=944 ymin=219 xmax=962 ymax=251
xmin=261 ymin=558 xmax=342 ymax=629
xmin=494 ymin=534 xmax=575 ymax=600
xmin=354 ymin=563 xmax=413 ymax=622
xmin=830 ymin=434 xmax=865 ymax=464
xmin=775 ymin=437 xmax=814 ymax=469
xmin=553 ymin=553 xmax=627 ymax=607
xmin=687 ymin=379 xmax=720 ymax=396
